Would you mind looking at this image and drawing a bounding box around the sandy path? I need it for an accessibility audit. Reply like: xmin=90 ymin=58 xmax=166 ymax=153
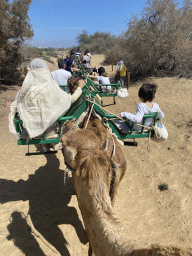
xmin=0 ymin=54 xmax=192 ymax=255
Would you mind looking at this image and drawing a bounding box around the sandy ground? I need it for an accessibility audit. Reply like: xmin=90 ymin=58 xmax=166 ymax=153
xmin=0 ymin=54 xmax=192 ymax=255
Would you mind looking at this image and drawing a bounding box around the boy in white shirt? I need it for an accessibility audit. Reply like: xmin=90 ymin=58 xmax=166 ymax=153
xmin=118 ymin=83 xmax=164 ymax=131
xmin=88 ymin=67 xmax=111 ymax=92
xmin=51 ymin=58 xmax=71 ymax=93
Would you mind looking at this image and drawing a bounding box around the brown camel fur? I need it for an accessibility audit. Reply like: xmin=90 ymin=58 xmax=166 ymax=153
xmin=68 ymin=77 xmax=81 ymax=94
xmin=79 ymin=116 xmax=127 ymax=204
xmin=61 ymin=120 xmax=192 ymax=256
xmin=61 ymin=120 xmax=135 ymax=256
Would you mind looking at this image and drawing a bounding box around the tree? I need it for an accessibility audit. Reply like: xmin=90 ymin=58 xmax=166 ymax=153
xmin=104 ymin=0 xmax=192 ymax=78
xmin=0 ymin=0 xmax=33 ymax=85
xmin=76 ymin=30 xmax=89 ymax=46
xmin=76 ymin=31 xmax=117 ymax=54
xmin=124 ymin=0 xmax=192 ymax=77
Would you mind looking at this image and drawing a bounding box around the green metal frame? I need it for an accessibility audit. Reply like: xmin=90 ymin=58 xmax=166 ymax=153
xmin=59 ymin=85 xmax=69 ymax=91
xmin=89 ymin=78 xmax=120 ymax=106
xmin=106 ymin=113 xmax=158 ymax=140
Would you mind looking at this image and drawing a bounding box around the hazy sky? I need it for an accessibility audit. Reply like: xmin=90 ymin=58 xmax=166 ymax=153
xmin=24 ymin=0 xmax=182 ymax=48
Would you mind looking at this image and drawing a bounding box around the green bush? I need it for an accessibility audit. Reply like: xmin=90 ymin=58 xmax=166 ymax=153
xmin=106 ymin=0 xmax=192 ymax=79
xmin=0 ymin=0 xmax=33 ymax=85
xmin=76 ymin=31 xmax=117 ymax=54
xmin=77 ymin=0 xmax=192 ymax=79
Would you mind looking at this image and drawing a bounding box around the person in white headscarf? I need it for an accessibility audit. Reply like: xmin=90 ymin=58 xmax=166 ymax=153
xmin=9 ymin=58 xmax=85 ymax=141
xmin=115 ymin=60 xmax=128 ymax=88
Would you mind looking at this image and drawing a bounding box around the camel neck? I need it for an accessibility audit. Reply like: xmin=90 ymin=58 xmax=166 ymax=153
xmin=74 ymin=177 xmax=135 ymax=256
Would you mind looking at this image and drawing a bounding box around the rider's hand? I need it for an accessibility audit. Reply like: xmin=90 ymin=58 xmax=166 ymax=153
xmin=117 ymin=113 xmax=121 ymax=117
xmin=78 ymin=79 xmax=86 ymax=89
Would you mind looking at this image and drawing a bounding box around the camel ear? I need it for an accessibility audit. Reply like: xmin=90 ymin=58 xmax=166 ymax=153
xmin=63 ymin=146 xmax=77 ymax=161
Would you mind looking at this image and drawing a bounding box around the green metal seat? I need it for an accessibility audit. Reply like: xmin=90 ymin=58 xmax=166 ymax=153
xmin=59 ymin=85 xmax=69 ymax=91
xmin=13 ymin=85 xmax=93 ymax=149
xmin=105 ymin=112 xmax=159 ymax=146
xmin=90 ymin=81 xmax=120 ymax=106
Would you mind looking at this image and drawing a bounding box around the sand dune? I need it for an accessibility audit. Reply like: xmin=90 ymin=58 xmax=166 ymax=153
xmin=0 ymin=54 xmax=192 ymax=255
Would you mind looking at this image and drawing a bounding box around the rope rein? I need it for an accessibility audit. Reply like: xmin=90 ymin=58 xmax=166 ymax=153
xmin=20 ymin=212 xmax=59 ymax=254
xmin=84 ymin=98 xmax=154 ymax=131
xmin=84 ymin=99 xmax=95 ymax=129
xmin=83 ymin=96 xmax=155 ymax=151
xmin=64 ymin=162 xmax=76 ymax=199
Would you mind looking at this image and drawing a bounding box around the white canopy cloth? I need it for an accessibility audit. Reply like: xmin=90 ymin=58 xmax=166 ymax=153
xmin=9 ymin=59 xmax=71 ymax=139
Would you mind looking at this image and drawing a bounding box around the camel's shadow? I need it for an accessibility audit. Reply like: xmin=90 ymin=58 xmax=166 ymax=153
xmin=0 ymin=153 xmax=87 ymax=256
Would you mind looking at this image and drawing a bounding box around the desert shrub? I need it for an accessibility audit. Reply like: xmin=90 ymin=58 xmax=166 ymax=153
xmin=106 ymin=0 xmax=192 ymax=79
xmin=76 ymin=30 xmax=90 ymax=46
xmin=18 ymin=65 xmax=28 ymax=81
xmin=0 ymin=0 xmax=33 ymax=85
xmin=42 ymin=56 xmax=54 ymax=64
xmin=44 ymin=51 xmax=58 ymax=58
xmin=21 ymin=46 xmax=43 ymax=61
xmin=104 ymin=36 xmax=129 ymax=64
xmin=19 ymin=46 xmax=57 ymax=75
xmin=76 ymin=31 xmax=117 ymax=54
xmin=127 ymin=0 xmax=192 ymax=78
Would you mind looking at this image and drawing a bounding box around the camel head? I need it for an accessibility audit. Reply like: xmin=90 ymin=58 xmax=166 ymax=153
xmin=61 ymin=120 xmax=78 ymax=135
xmin=61 ymin=120 xmax=108 ymax=172
xmin=61 ymin=121 xmax=113 ymax=187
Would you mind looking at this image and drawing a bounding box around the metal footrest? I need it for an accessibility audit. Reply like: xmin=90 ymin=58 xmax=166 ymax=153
xmin=124 ymin=141 xmax=137 ymax=146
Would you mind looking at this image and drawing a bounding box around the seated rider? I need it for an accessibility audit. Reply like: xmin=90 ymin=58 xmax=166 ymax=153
xmin=82 ymin=49 xmax=91 ymax=69
xmin=116 ymin=61 xmax=127 ymax=88
xmin=51 ymin=58 xmax=72 ymax=93
xmin=70 ymin=49 xmax=76 ymax=63
xmin=9 ymin=58 xmax=85 ymax=145
xmin=76 ymin=48 xmax=81 ymax=57
xmin=88 ymin=67 xmax=111 ymax=92
xmin=118 ymin=83 xmax=164 ymax=131
xmin=65 ymin=59 xmax=80 ymax=74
